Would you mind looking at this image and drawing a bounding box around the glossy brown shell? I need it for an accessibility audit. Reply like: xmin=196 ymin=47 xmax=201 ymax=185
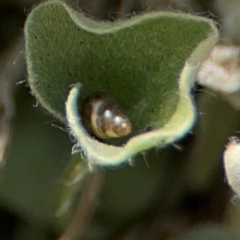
xmin=80 ymin=92 xmax=132 ymax=139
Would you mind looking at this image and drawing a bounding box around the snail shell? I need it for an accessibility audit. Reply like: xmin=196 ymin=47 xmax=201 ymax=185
xmin=80 ymin=92 xmax=132 ymax=139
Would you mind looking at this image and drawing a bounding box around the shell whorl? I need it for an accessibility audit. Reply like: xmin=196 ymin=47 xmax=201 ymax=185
xmin=80 ymin=92 xmax=132 ymax=139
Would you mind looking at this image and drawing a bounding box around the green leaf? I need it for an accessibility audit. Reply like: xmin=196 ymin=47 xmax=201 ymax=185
xmin=25 ymin=0 xmax=218 ymax=165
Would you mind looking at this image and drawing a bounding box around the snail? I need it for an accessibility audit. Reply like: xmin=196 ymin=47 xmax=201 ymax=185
xmin=80 ymin=92 xmax=132 ymax=139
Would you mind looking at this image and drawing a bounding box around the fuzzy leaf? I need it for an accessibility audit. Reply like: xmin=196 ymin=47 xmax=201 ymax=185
xmin=25 ymin=0 xmax=218 ymax=165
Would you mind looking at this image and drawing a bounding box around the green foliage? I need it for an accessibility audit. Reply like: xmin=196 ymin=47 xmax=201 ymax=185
xmin=24 ymin=0 xmax=218 ymax=165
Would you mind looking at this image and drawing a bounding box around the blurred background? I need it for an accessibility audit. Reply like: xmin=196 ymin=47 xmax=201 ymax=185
xmin=1 ymin=0 xmax=240 ymax=239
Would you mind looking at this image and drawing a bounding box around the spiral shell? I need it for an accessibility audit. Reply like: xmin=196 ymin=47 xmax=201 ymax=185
xmin=80 ymin=92 xmax=132 ymax=139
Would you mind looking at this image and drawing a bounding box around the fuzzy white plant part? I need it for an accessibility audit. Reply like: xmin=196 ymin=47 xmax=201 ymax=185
xmin=224 ymin=137 xmax=240 ymax=196
xmin=198 ymin=45 xmax=240 ymax=94
xmin=198 ymin=44 xmax=240 ymax=109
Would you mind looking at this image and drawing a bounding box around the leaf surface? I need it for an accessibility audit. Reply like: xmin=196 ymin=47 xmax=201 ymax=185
xmin=25 ymin=0 xmax=218 ymax=165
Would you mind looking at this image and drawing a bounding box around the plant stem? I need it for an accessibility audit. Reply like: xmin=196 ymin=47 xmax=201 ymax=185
xmin=57 ymin=167 xmax=104 ymax=240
